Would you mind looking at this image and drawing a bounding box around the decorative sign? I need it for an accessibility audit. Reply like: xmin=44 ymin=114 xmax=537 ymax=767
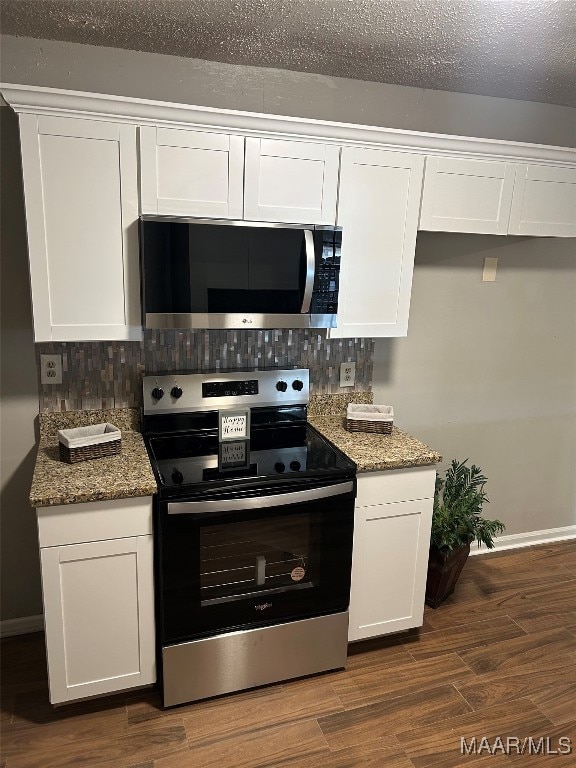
xmin=218 ymin=439 xmax=250 ymax=471
xmin=219 ymin=408 xmax=250 ymax=441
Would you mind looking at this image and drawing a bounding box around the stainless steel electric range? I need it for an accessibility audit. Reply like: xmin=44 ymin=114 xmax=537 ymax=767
xmin=142 ymin=368 xmax=357 ymax=707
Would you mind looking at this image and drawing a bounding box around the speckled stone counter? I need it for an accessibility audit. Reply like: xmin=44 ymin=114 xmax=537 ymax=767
xmin=30 ymin=409 xmax=157 ymax=507
xmin=308 ymin=394 xmax=441 ymax=471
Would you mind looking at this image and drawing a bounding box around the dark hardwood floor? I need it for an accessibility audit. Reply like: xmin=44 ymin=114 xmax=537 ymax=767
xmin=2 ymin=540 xmax=576 ymax=767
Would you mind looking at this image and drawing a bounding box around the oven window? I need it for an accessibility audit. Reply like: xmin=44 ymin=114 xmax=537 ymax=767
xmin=200 ymin=515 xmax=315 ymax=607
xmin=158 ymin=491 xmax=354 ymax=644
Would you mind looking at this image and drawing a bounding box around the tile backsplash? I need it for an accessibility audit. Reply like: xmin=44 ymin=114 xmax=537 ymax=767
xmin=36 ymin=329 xmax=374 ymax=412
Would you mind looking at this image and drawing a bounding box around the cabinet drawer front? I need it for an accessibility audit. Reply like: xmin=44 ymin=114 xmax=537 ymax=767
xmin=37 ymin=496 xmax=153 ymax=548
xmin=356 ymin=467 xmax=436 ymax=508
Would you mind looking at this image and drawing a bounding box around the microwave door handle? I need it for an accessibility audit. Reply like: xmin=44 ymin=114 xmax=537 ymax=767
xmin=301 ymin=229 xmax=315 ymax=313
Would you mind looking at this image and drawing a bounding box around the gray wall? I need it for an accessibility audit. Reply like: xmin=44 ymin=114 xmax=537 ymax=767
xmin=1 ymin=35 xmax=575 ymax=622
xmin=373 ymin=234 xmax=576 ymax=537
xmin=2 ymin=35 xmax=576 ymax=147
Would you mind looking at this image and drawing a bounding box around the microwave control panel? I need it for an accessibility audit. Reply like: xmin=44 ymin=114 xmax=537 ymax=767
xmin=311 ymin=229 xmax=341 ymax=314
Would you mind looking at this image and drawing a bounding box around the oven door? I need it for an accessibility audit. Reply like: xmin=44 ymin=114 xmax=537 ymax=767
xmin=157 ymin=480 xmax=355 ymax=645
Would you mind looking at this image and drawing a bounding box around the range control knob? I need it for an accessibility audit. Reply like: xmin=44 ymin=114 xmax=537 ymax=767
xmin=289 ymin=460 xmax=301 ymax=472
xmin=151 ymin=386 xmax=164 ymax=401
xmin=276 ymin=380 xmax=288 ymax=392
xmin=292 ymin=379 xmax=304 ymax=391
xmin=171 ymin=469 xmax=184 ymax=485
xmin=274 ymin=462 xmax=286 ymax=473
xmin=171 ymin=385 xmax=183 ymax=399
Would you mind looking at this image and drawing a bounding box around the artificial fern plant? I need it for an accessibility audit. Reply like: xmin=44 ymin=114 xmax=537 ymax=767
xmin=430 ymin=459 xmax=505 ymax=552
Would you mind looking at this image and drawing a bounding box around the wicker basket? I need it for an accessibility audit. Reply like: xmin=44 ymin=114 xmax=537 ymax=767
xmin=58 ymin=423 xmax=122 ymax=463
xmin=346 ymin=404 xmax=394 ymax=434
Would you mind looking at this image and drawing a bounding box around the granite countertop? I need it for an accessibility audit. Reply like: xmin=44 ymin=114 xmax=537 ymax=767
xmin=308 ymin=393 xmax=441 ymax=472
xmin=30 ymin=408 xmax=157 ymax=507
xmin=309 ymin=414 xmax=441 ymax=471
xmin=30 ymin=396 xmax=440 ymax=507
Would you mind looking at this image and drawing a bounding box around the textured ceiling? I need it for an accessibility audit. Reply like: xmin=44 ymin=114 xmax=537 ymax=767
xmin=1 ymin=0 xmax=575 ymax=107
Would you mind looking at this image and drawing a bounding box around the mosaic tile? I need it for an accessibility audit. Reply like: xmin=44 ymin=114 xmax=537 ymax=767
xmin=36 ymin=330 xmax=374 ymax=412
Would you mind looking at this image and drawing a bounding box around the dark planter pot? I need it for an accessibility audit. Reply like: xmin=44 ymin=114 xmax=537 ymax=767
xmin=425 ymin=543 xmax=471 ymax=608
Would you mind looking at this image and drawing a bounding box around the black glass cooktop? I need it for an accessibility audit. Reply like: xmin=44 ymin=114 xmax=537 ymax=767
xmin=146 ymin=423 xmax=356 ymax=496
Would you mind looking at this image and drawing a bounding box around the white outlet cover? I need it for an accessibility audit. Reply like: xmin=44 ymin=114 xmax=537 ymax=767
xmin=40 ymin=354 xmax=63 ymax=385
xmin=340 ymin=361 xmax=356 ymax=388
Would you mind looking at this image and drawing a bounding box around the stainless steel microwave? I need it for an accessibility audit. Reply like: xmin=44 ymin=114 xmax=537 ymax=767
xmin=139 ymin=216 xmax=342 ymax=330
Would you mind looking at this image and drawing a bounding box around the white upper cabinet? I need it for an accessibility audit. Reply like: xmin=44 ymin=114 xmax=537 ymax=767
xmin=139 ymin=126 xmax=244 ymax=218
xmin=419 ymin=157 xmax=516 ymax=235
xmin=508 ymin=163 xmax=576 ymax=237
xmin=19 ymin=115 xmax=141 ymax=342
xmin=332 ymin=146 xmax=424 ymax=338
xmin=243 ymin=138 xmax=340 ymax=224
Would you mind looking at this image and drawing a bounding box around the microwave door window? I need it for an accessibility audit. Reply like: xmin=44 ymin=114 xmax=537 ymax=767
xmin=244 ymin=228 xmax=304 ymax=313
xmin=143 ymin=221 xmax=194 ymax=313
xmin=191 ymin=226 xmax=249 ymax=312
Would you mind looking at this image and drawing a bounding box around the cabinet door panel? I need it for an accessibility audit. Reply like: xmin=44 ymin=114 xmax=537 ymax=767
xmin=332 ymin=147 xmax=424 ymax=337
xmin=509 ymin=164 xmax=576 ymax=237
xmin=41 ymin=536 xmax=155 ymax=703
xmin=19 ymin=115 xmax=140 ymax=342
xmin=349 ymin=497 xmax=433 ymax=641
xmin=244 ymin=137 xmax=339 ymax=223
xmin=140 ymin=126 xmax=244 ymax=218
xmin=420 ymin=157 xmax=515 ymax=234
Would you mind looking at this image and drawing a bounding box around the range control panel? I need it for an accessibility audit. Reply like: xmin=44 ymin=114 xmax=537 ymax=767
xmin=143 ymin=369 xmax=310 ymax=415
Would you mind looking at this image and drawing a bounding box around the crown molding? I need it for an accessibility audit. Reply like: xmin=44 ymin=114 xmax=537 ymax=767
xmin=2 ymin=83 xmax=575 ymax=166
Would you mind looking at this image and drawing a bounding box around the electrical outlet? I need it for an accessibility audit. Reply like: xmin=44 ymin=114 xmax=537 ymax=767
xmin=340 ymin=361 xmax=356 ymax=388
xmin=40 ymin=354 xmax=63 ymax=385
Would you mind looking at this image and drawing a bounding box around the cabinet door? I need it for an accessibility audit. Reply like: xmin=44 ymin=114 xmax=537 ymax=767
xmin=419 ymin=157 xmax=515 ymax=235
xmin=331 ymin=147 xmax=424 ymax=338
xmin=508 ymin=164 xmax=576 ymax=237
xmin=244 ymin=138 xmax=339 ymax=223
xmin=40 ymin=536 xmax=155 ymax=704
xmin=19 ymin=115 xmax=141 ymax=342
xmin=140 ymin=126 xmax=244 ymax=218
xmin=349 ymin=498 xmax=433 ymax=641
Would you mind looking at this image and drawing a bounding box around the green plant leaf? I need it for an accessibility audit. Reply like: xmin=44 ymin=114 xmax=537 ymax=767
xmin=430 ymin=459 xmax=505 ymax=552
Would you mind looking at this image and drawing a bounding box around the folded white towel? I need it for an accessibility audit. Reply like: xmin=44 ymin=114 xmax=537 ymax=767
xmin=58 ymin=423 xmax=121 ymax=449
xmin=347 ymin=404 xmax=394 ymax=421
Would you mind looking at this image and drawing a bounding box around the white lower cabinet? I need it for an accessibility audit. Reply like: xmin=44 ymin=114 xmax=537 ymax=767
xmin=348 ymin=467 xmax=435 ymax=642
xmin=37 ymin=497 xmax=155 ymax=704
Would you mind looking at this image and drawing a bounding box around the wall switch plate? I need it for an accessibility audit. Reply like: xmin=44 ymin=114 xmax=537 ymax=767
xmin=483 ymin=256 xmax=498 ymax=282
xmin=340 ymin=361 xmax=356 ymax=387
xmin=40 ymin=354 xmax=63 ymax=385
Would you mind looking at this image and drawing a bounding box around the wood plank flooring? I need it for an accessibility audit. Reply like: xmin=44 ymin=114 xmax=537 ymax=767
xmin=2 ymin=540 xmax=576 ymax=767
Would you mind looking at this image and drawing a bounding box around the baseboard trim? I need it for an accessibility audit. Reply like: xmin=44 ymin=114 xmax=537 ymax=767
xmin=469 ymin=525 xmax=576 ymax=556
xmin=0 ymin=614 xmax=44 ymax=638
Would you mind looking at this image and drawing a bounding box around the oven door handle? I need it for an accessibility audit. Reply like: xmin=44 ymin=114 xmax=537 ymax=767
xmin=167 ymin=480 xmax=354 ymax=515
